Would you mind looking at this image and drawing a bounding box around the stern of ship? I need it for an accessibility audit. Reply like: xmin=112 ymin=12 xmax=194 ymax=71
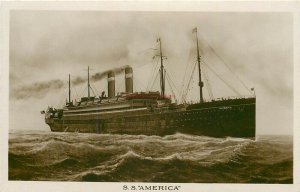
xmin=184 ymin=97 xmax=256 ymax=138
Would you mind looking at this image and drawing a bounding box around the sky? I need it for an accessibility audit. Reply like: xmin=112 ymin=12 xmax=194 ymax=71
xmin=9 ymin=11 xmax=293 ymax=135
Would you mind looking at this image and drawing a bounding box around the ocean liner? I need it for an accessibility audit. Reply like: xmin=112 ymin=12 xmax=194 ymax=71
xmin=44 ymin=28 xmax=256 ymax=138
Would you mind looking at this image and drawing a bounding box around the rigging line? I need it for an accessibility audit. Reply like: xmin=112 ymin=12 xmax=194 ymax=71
xmin=166 ymin=72 xmax=180 ymax=97
xmin=146 ymin=58 xmax=160 ymax=91
xmin=80 ymin=86 xmax=88 ymax=98
xmin=181 ymin=61 xmax=197 ymax=103
xmin=202 ymin=59 xmax=242 ymax=97
xmin=146 ymin=42 xmax=162 ymax=90
xmin=76 ymin=82 xmax=87 ymax=99
xmin=202 ymin=62 xmax=214 ymax=100
xmin=137 ymin=47 xmax=157 ymax=55
xmin=148 ymin=60 xmax=159 ymax=91
xmin=179 ymin=47 xmax=195 ymax=99
xmin=180 ymin=57 xmax=198 ymax=101
xmin=164 ymin=71 xmax=171 ymax=94
xmin=89 ymin=82 xmax=99 ymax=96
xmin=90 ymin=80 xmax=102 ymax=96
xmin=101 ymin=84 xmax=108 ymax=95
xmin=146 ymin=58 xmax=157 ymax=91
xmin=90 ymin=86 xmax=97 ymax=97
xmin=73 ymin=86 xmax=80 ymax=99
xmin=58 ymin=83 xmax=70 ymax=107
xmin=150 ymin=73 xmax=159 ymax=92
xmin=180 ymin=55 xmax=198 ymax=99
xmin=150 ymin=71 xmax=160 ymax=91
xmin=198 ymin=34 xmax=251 ymax=94
xmin=164 ymin=65 xmax=180 ymax=94
xmin=165 ymin=73 xmax=177 ymax=102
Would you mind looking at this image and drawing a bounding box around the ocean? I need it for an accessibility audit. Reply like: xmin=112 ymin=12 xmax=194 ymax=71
xmin=9 ymin=130 xmax=293 ymax=183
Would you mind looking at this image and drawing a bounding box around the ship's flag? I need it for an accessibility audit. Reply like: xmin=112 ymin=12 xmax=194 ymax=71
xmin=251 ymin=87 xmax=255 ymax=91
xmin=192 ymin=27 xmax=197 ymax=33
xmin=40 ymin=110 xmax=45 ymax=114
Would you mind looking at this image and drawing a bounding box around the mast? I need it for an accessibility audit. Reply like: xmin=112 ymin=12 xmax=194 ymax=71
xmin=194 ymin=27 xmax=204 ymax=103
xmin=68 ymin=74 xmax=71 ymax=103
xmin=158 ymin=38 xmax=165 ymax=97
xmin=88 ymin=66 xmax=90 ymax=98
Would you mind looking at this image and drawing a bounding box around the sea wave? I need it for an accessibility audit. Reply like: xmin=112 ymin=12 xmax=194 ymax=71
xmin=9 ymin=131 xmax=293 ymax=183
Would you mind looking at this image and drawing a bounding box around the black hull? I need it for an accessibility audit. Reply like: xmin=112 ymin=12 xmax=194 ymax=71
xmin=46 ymin=99 xmax=255 ymax=138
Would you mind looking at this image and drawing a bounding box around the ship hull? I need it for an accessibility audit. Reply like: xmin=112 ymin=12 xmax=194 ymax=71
xmin=46 ymin=99 xmax=255 ymax=138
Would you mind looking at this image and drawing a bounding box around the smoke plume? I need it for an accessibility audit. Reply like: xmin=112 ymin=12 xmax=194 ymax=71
xmin=11 ymin=65 xmax=131 ymax=100
xmin=72 ymin=76 xmax=85 ymax=85
xmin=11 ymin=79 xmax=64 ymax=100
xmin=91 ymin=65 xmax=130 ymax=81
